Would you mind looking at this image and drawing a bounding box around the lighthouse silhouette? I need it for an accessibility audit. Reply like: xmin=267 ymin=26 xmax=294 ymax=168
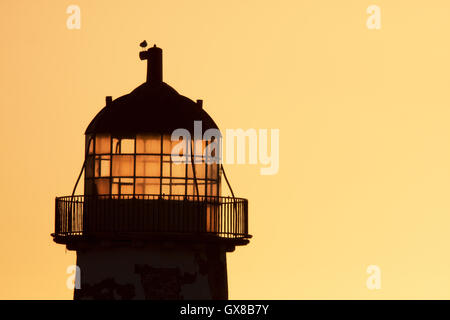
xmin=52 ymin=43 xmax=251 ymax=300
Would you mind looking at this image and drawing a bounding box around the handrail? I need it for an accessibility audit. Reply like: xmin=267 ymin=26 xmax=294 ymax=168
xmin=54 ymin=194 xmax=250 ymax=241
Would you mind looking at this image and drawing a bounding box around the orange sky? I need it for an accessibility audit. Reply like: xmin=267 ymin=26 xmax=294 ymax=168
xmin=2 ymin=0 xmax=450 ymax=299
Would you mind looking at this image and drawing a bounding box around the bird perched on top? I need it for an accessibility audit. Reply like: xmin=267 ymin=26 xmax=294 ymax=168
xmin=140 ymin=40 xmax=148 ymax=49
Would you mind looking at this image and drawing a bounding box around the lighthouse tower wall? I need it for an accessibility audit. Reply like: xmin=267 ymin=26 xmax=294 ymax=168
xmin=73 ymin=243 xmax=228 ymax=300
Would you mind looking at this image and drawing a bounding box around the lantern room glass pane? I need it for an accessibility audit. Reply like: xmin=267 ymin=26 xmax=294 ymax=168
xmin=172 ymin=162 xmax=185 ymax=178
xmin=111 ymin=180 xmax=118 ymax=195
xmin=135 ymin=178 xmax=159 ymax=194
xmin=171 ymin=183 xmax=185 ymax=196
xmin=95 ymin=134 xmax=111 ymax=154
xmin=161 ymin=184 xmax=170 ymax=195
xmin=186 ymin=179 xmax=206 ymax=197
xmin=121 ymin=139 xmax=135 ymax=154
xmin=136 ymin=155 xmax=160 ymax=177
xmin=94 ymin=178 xmax=110 ymax=195
xmin=122 ymin=185 xmax=133 ymax=194
xmin=113 ymin=137 xmax=135 ymax=154
xmin=209 ymin=182 xmax=218 ymax=197
xmin=112 ymin=138 xmax=120 ymax=154
xmin=197 ymin=183 xmax=205 ymax=197
xmin=112 ymin=155 xmax=134 ymax=176
xmin=207 ymin=164 xmax=218 ymax=180
xmin=87 ymin=135 xmax=94 ymax=154
xmin=95 ymin=155 xmax=110 ymax=177
xmin=187 ymin=163 xmax=206 ymax=179
xmin=195 ymin=164 xmax=206 ymax=179
xmin=136 ymin=134 xmax=161 ymax=154
xmin=162 ymin=161 xmax=171 ymax=177
xmin=187 ymin=184 xmax=194 ymax=196
xmin=162 ymin=134 xmax=173 ymax=154
xmin=112 ymin=178 xmax=134 ymax=195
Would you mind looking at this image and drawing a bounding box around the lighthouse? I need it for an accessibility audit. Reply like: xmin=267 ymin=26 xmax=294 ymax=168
xmin=52 ymin=43 xmax=251 ymax=300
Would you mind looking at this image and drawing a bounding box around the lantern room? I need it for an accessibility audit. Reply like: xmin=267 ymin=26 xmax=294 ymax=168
xmin=84 ymin=131 xmax=220 ymax=199
xmin=52 ymin=44 xmax=250 ymax=245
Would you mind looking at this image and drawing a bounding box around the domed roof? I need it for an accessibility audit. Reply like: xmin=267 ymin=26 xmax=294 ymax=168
xmin=85 ymin=45 xmax=219 ymax=135
xmin=85 ymin=81 xmax=218 ymax=135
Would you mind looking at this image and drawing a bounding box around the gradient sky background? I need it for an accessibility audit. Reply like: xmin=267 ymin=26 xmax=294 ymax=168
xmin=2 ymin=0 xmax=450 ymax=299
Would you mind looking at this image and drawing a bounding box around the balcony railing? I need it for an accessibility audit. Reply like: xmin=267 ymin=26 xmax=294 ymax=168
xmin=53 ymin=195 xmax=250 ymax=243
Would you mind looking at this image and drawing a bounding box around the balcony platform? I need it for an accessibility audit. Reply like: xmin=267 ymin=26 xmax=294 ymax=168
xmin=53 ymin=195 xmax=251 ymax=248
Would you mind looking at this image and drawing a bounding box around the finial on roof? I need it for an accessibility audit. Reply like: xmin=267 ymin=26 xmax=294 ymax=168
xmin=139 ymin=43 xmax=163 ymax=83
